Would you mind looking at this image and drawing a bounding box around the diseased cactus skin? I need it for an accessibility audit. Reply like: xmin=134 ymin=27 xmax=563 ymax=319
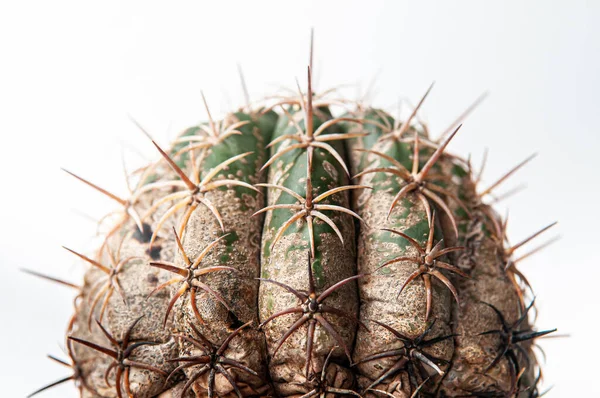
xmin=258 ymin=96 xmax=361 ymax=396
xmin=159 ymin=110 xmax=273 ymax=398
xmin=29 ymin=59 xmax=557 ymax=398
xmin=351 ymin=117 xmax=455 ymax=397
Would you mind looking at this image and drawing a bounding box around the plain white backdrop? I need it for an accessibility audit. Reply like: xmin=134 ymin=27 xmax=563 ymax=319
xmin=1 ymin=1 xmax=598 ymax=396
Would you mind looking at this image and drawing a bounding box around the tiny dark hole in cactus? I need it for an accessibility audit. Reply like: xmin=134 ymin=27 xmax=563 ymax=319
xmin=146 ymin=244 xmax=162 ymax=260
xmin=226 ymin=310 xmax=244 ymax=331
xmin=133 ymin=223 xmax=153 ymax=243
xmin=147 ymin=273 xmax=158 ymax=285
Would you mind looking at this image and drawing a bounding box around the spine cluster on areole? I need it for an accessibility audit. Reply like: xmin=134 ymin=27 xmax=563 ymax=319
xmin=27 ymin=61 xmax=557 ymax=398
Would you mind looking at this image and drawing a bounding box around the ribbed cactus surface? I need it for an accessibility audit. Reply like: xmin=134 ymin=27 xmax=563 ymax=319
xmin=28 ymin=56 xmax=556 ymax=398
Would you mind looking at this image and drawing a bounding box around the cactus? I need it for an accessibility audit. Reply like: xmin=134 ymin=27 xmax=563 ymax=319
xmin=27 ymin=38 xmax=557 ymax=398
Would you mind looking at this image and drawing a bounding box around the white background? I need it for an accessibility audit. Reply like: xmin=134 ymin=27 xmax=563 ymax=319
xmin=1 ymin=1 xmax=598 ymax=396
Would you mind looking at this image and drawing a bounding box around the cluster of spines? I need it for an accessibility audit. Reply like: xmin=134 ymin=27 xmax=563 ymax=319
xmin=26 ymin=46 xmax=558 ymax=398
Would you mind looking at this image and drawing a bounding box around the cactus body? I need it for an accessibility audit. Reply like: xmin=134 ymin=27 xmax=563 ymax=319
xmin=30 ymin=64 xmax=556 ymax=398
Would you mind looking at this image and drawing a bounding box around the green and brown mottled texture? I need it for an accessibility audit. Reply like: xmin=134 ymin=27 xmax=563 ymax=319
xmin=258 ymin=106 xmax=359 ymax=396
xmin=170 ymin=112 xmax=273 ymax=397
xmin=72 ymin=178 xmax=180 ymax=398
xmin=69 ymin=111 xmax=277 ymax=398
xmin=352 ymin=130 xmax=454 ymax=397
xmin=435 ymin=158 xmax=534 ymax=397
